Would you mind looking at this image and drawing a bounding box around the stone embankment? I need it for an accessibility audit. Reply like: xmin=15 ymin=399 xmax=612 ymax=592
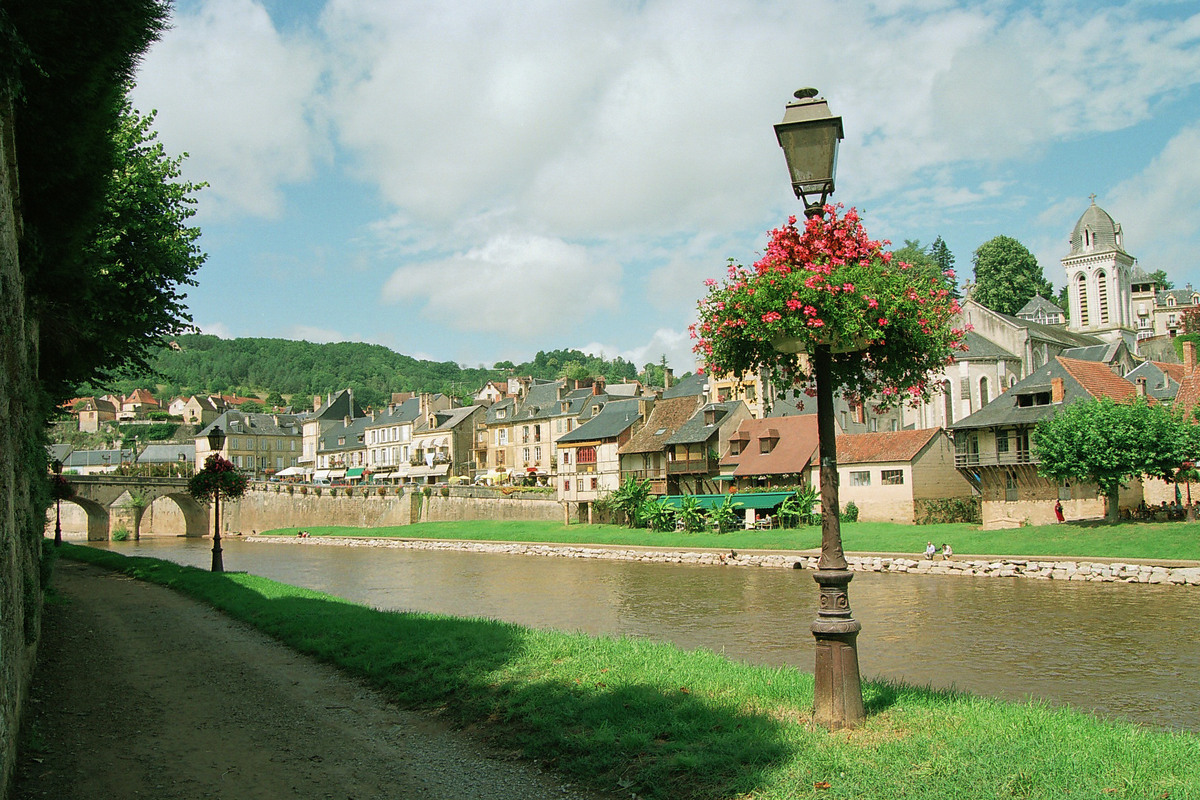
xmin=251 ymin=536 xmax=1200 ymax=587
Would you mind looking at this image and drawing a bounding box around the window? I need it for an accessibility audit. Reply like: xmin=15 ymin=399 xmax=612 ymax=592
xmin=562 ymin=450 xmax=571 ymax=465
xmin=1097 ymin=270 xmax=1109 ymax=324
xmin=1077 ymin=273 xmax=1089 ymax=326
xmin=523 ymin=426 xmax=530 ymax=443
xmin=498 ymin=429 xmax=508 ymax=445
xmin=881 ymin=469 xmax=904 ymax=485
xmin=578 ymin=446 xmax=597 ymax=464
xmin=996 ymin=431 xmax=1010 ymax=454
xmin=590 ymin=477 xmax=598 ymax=490
xmin=523 ymin=448 xmax=530 ymax=463
xmin=850 ymin=471 xmax=870 ymax=486
xmin=1005 ymin=471 xmax=1018 ymax=502
xmin=534 ymin=446 xmax=541 ymax=461
xmin=576 ymin=479 xmax=583 ymax=492
xmin=563 ymin=479 xmax=570 ymax=492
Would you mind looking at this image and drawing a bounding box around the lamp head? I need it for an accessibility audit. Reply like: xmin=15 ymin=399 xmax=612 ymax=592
xmin=774 ymin=88 xmax=844 ymax=216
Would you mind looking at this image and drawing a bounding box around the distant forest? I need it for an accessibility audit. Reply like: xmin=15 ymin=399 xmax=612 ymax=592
xmin=76 ymin=335 xmax=682 ymax=409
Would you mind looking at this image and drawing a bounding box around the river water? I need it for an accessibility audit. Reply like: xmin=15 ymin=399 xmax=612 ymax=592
xmin=93 ymin=537 xmax=1200 ymax=731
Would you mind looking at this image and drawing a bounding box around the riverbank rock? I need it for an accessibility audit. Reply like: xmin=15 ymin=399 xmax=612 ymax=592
xmin=250 ymin=536 xmax=1199 ymax=590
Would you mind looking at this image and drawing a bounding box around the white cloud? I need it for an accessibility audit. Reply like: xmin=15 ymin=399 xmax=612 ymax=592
xmin=381 ymin=234 xmax=621 ymax=336
xmin=582 ymin=327 xmax=697 ymax=376
xmin=131 ymin=0 xmax=328 ymax=219
xmin=288 ymin=325 xmax=345 ymax=344
xmin=197 ymin=321 xmax=234 ymax=338
xmin=1108 ymin=123 xmax=1200 ymax=272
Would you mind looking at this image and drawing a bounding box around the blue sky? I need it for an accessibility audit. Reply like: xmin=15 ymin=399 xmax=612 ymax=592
xmin=131 ymin=0 xmax=1200 ymax=374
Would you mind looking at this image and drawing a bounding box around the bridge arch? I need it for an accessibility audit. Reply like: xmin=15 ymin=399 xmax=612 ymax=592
xmin=56 ymin=477 xmax=211 ymax=541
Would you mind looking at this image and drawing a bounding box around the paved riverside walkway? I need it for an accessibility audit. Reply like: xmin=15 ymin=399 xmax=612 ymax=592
xmin=14 ymin=560 xmax=612 ymax=800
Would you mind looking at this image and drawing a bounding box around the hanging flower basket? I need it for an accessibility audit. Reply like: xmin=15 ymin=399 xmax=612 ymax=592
xmin=692 ymin=205 xmax=967 ymax=409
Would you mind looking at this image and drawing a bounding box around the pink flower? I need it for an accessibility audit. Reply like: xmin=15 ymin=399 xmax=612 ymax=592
xmin=704 ymin=278 xmax=717 ymax=287
xmin=761 ymin=311 xmax=782 ymax=324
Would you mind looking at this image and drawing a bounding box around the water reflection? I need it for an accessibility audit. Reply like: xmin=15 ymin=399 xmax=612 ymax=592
xmin=96 ymin=538 xmax=1200 ymax=730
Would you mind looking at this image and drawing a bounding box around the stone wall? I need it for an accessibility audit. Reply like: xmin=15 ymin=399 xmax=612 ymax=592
xmin=216 ymin=486 xmax=561 ymax=534
xmin=0 ymin=94 xmax=43 ymax=795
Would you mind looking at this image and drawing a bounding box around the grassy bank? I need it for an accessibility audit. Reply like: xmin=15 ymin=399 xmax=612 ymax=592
xmin=60 ymin=544 xmax=1199 ymax=799
xmin=261 ymin=518 xmax=1200 ymax=561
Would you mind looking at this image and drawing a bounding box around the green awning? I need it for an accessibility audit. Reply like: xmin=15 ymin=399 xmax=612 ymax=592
xmin=345 ymin=467 xmax=365 ymax=479
xmin=660 ymin=492 xmax=793 ymax=511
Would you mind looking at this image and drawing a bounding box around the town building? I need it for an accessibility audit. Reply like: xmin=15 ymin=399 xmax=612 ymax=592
xmin=949 ymin=356 xmax=1143 ymax=528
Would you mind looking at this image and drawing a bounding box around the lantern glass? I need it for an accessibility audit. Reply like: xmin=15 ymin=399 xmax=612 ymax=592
xmin=207 ymin=425 xmax=226 ymax=452
xmin=777 ymin=119 xmax=840 ymax=197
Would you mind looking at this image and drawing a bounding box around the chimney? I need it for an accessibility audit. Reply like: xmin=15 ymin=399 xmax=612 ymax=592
xmin=1185 ymin=341 xmax=1197 ymax=375
xmin=313 ymin=395 xmax=321 ymax=412
xmin=1051 ymin=377 xmax=1065 ymax=404
xmin=664 ymin=367 xmax=673 ymax=390
xmin=1136 ymin=377 xmax=1147 ymax=397
xmin=419 ymin=392 xmax=431 ymax=418
xmin=639 ymin=396 xmax=656 ymax=420
xmin=593 ymin=381 xmax=602 ymax=396
xmin=344 ymin=415 xmax=351 ymax=427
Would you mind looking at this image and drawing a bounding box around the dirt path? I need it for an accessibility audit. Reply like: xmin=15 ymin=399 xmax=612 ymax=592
xmin=14 ymin=560 xmax=614 ymax=800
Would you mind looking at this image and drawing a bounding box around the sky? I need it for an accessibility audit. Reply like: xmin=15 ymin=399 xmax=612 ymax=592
xmin=130 ymin=0 xmax=1200 ymax=374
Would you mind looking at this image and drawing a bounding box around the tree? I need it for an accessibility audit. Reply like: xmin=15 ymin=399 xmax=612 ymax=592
xmin=609 ymin=476 xmax=650 ymax=527
xmin=35 ymin=98 xmax=205 ymax=399
xmin=1033 ymin=398 xmax=1186 ymax=522
xmin=929 ymin=236 xmax=960 ymax=299
xmin=971 ymin=235 xmax=1054 ymax=316
xmin=1147 ymin=269 xmax=1173 ymax=291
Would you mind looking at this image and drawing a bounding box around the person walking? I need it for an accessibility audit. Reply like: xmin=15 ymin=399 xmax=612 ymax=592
xmin=1054 ymin=500 xmax=1065 ymax=523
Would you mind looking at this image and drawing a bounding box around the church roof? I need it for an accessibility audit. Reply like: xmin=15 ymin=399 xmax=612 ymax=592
xmin=1016 ymin=295 xmax=1064 ymax=320
xmin=1069 ymin=198 xmax=1125 ymax=256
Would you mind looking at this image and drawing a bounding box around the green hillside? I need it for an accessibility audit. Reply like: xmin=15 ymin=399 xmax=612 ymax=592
xmin=77 ymin=335 xmax=680 ymax=408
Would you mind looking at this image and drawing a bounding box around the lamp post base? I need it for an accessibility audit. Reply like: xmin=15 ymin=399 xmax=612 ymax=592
xmin=811 ymin=568 xmax=864 ymax=731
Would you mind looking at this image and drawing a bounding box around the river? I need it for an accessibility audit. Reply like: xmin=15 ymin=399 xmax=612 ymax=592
xmin=92 ymin=537 xmax=1200 ymax=731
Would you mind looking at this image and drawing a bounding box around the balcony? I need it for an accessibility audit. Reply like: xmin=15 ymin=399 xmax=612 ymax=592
xmin=622 ymin=468 xmax=666 ymax=483
xmin=954 ymin=450 xmax=1038 ymax=468
xmin=667 ymin=456 xmax=719 ymax=475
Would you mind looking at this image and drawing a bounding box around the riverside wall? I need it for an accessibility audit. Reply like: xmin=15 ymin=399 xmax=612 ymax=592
xmin=221 ymin=486 xmax=561 ymax=534
xmin=248 ymin=536 xmax=1200 ymax=588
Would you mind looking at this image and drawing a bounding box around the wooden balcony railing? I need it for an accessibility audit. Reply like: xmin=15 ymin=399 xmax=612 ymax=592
xmin=667 ymin=456 xmax=719 ymax=475
xmin=954 ymin=450 xmax=1038 ymax=468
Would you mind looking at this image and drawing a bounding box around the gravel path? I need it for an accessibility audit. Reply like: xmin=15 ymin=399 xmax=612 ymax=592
xmin=15 ymin=560 xmax=616 ymax=800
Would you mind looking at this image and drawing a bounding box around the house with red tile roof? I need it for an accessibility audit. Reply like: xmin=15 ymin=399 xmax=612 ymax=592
xmin=718 ymin=415 xmax=820 ymax=492
xmin=835 ymin=428 xmax=972 ymax=524
xmin=950 ymin=355 xmax=1147 ymax=528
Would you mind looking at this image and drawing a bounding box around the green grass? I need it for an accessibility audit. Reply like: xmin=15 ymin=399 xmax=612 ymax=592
xmin=262 ymin=518 xmax=1200 ymax=561
xmin=59 ymin=544 xmax=1200 ymax=799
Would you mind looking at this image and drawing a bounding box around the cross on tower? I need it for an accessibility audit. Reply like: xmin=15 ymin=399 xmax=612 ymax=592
xmin=1089 ymin=193 xmax=1097 ymax=204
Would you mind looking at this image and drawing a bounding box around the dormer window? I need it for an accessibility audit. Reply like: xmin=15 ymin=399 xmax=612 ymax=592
xmin=704 ymin=409 xmax=717 ymax=425
xmin=1168 ymin=295 xmax=1177 ymax=307
xmin=1191 ymin=294 xmax=1198 ymax=306
xmin=1015 ymin=392 xmax=1051 ymax=408
xmin=758 ymin=428 xmax=779 ymax=454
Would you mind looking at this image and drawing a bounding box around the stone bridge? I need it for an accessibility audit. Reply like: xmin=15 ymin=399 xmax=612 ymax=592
xmin=63 ymin=475 xmax=210 ymax=540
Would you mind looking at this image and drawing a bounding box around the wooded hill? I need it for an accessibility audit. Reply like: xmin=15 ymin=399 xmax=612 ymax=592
xmin=79 ymin=335 xmax=680 ymax=409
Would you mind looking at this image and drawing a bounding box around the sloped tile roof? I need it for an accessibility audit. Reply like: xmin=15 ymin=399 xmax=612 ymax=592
xmin=558 ymin=398 xmax=643 ymax=443
xmin=665 ymin=401 xmax=745 ymax=446
xmin=835 ymin=428 xmax=940 ymax=465
xmin=1152 ymin=361 xmax=1186 ymax=383
xmin=1056 ymin=357 xmax=1138 ymax=403
xmin=721 ymin=415 xmax=819 ymax=477
xmin=620 ymin=395 xmax=703 ymax=454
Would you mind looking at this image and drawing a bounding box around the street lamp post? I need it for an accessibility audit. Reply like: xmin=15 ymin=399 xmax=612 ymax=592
xmin=52 ymin=459 xmax=63 ymax=547
xmin=207 ymin=425 xmax=227 ymax=572
xmin=774 ymin=88 xmax=864 ymax=730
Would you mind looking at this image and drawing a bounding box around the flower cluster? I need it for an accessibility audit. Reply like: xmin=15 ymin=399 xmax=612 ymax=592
xmin=691 ymin=205 xmax=967 ymax=410
xmin=187 ymin=454 xmax=248 ymax=503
